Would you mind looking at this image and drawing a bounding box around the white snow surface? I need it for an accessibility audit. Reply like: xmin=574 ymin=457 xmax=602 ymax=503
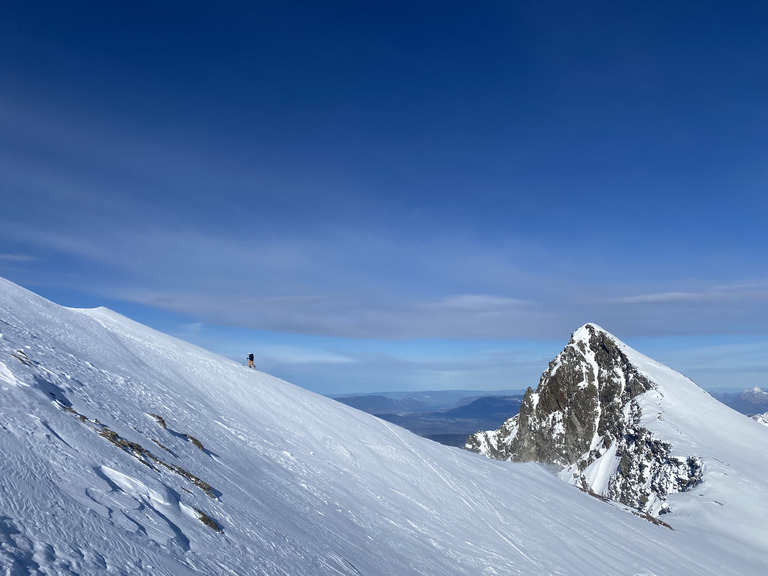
xmin=1 ymin=279 xmax=767 ymax=575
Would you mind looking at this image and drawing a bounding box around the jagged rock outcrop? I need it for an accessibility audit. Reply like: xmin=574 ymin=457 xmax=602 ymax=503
xmin=466 ymin=324 xmax=703 ymax=516
xmin=752 ymin=412 xmax=768 ymax=427
xmin=600 ymin=413 xmax=702 ymax=512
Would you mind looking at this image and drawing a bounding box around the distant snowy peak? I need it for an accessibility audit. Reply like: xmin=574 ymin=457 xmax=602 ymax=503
xmin=741 ymin=387 xmax=768 ymax=404
xmin=711 ymin=385 xmax=768 ymax=415
xmin=467 ymin=323 xmax=703 ymax=516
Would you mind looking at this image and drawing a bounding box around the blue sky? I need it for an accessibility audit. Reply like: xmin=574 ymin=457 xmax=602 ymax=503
xmin=1 ymin=1 xmax=767 ymax=394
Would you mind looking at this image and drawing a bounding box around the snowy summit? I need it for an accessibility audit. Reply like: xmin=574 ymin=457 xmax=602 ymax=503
xmin=468 ymin=323 xmax=768 ymax=570
xmin=1 ymin=279 xmax=767 ymax=575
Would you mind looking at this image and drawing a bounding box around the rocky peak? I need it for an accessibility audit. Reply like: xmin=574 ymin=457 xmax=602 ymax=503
xmin=469 ymin=324 xmax=654 ymax=466
xmin=466 ymin=324 xmax=703 ymax=516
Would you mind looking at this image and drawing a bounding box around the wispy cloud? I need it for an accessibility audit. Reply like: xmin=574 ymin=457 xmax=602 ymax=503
xmin=612 ymin=282 xmax=768 ymax=305
xmin=425 ymin=294 xmax=531 ymax=312
xmin=257 ymin=345 xmax=356 ymax=365
xmin=251 ymin=343 xmax=557 ymax=394
xmin=0 ymin=253 xmax=38 ymax=262
xmin=6 ymin=208 xmax=768 ymax=341
xmin=172 ymin=322 xmax=206 ymax=339
xmin=97 ymin=281 xmax=558 ymax=339
xmin=613 ymin=291 xmax=708 ymax=304
xmin=3 ymin=216 xmax=561 ymax=337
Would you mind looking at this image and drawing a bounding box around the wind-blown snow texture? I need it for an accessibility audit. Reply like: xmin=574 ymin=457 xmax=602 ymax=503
xmin=468 ymin=323 xmax=768 ymax=573
xmin=0 ymin=279 xmax=766 ymax=575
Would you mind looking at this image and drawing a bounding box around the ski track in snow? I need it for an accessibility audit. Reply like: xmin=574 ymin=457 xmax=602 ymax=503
xmin=1 ymin=278 xmax=767 ymax=575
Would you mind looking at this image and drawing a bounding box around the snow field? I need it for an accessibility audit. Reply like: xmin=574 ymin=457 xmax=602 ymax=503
xmin=1 ymin=278 xmax=766 ymax=574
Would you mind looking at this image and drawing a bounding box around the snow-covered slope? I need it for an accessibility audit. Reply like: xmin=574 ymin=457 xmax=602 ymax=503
xmin=0 ymin=280 xmax=766 ymax=575
xmin=468 ymin=323 xmax=768 ymax=572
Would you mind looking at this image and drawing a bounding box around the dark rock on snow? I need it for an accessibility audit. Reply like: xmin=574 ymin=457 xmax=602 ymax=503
xmin=466 ymin=324 xmax=702 ymax=516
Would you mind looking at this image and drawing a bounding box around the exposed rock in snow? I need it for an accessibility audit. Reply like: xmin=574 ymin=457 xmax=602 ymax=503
xmin=467 ymin=323 xmax=768 ymax=531
xmin=752 ymin=412 xmax=768 ymax=427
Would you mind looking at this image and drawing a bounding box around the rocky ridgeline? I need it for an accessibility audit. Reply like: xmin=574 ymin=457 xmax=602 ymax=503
xmin=466 ymin=324 xmax=702 ymax=516
xmin=752 ymin=412 xmax=768 ymax=427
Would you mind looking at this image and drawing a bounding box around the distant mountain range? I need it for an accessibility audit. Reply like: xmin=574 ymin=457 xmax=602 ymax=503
xmin=332 ymin=392 xmax=525 ymax=446
xmin=334 ymin=384 xmax=768 ymax=448
xmin=711 ymin=387 xmax=768 ymax=415
xmin=331 ymin=394 xmax=428 ymax=414
xmin=332 ymin=389 xmax=525 ymax=413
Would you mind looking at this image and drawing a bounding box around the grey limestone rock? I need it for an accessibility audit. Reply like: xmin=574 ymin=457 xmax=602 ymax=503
xmin=466 ymin=324 xmax=702 ymax=516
